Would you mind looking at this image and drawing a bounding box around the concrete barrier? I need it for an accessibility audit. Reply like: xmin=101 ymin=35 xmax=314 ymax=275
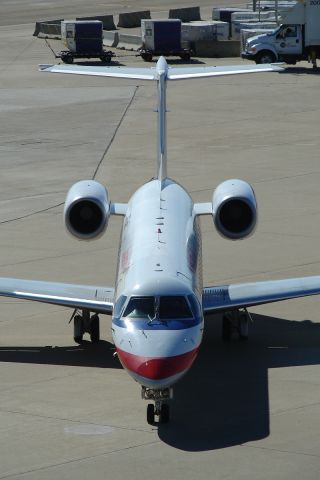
xmin=117 ymin=11 xmax=151 ymax=28
xmin=33 ymin=20 xmax=62 ymax=37
xmin=76 ymin=15 xmax=116 ymax=31
xmin=103 ymin=31 xmax=119 ymax=47
xmin=169 ymin=6 xmax=201 ymax=22
xmin=192 ymin=40 xmax=240 ymax=57
xmin=117 ymin=33 xmax=142 ymax=50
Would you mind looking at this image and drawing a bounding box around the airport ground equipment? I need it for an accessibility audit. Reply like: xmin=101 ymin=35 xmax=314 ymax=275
xmin=60 ymin=20 xmax=114 ymax=63
xmin=242 ymin=0 xmax=320 ymax=67
xmin=139 ymin=19 xmax=192 ymax=61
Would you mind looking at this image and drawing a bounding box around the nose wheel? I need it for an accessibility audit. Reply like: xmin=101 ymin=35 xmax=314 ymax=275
xmin=142 ymin=386 xmax=173 ymax=425
xmin=147 ymin=402 xmax=170 ymax=425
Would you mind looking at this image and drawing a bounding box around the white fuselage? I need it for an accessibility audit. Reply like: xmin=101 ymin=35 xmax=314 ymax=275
xmin=111 ymin=178 xmax=204 ymax=388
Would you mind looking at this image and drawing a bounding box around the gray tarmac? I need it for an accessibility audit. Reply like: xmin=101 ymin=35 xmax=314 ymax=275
xmin=1 ymin=2 xmax=320 ymax=479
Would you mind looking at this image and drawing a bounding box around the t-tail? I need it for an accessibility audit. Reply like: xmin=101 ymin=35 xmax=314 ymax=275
xmin=40 ymin=57 xmax=283 ymax=185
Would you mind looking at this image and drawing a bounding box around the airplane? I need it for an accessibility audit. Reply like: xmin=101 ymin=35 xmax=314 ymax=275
xmin=1 ymin=57 xmax=320 ymax=425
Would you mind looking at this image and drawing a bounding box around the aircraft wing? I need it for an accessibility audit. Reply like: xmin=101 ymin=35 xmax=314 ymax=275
xmin=203 ymin=276 xmax=320 ymax=313
xmin=0 ymin=278 xmax=114 ymax=314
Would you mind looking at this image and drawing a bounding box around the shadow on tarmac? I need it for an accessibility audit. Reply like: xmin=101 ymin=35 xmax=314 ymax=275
xmin=0 ymin=339 xmax=120 ymax=369
xmin=158 ymin=313 xmax=320 ymax=451
xmin=280 ymin=66 xmax=320 ymax=75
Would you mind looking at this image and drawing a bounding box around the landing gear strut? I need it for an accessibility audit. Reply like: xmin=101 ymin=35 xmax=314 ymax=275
xmin=222 ymin=308 xmax=252 ymax=341
xmin=142 ymin=386 xmax=172 ymax=425
xmin=72 ymin=310 xmax=100 ymax=344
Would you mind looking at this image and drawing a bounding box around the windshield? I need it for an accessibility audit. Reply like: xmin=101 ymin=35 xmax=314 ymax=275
xmin=159 ymin=296 xmax=192 ymax=319
xmin=123 ymin=296 xmax=193 ymax=320
xmin=123 ymin=296 xmax=155 ymax=319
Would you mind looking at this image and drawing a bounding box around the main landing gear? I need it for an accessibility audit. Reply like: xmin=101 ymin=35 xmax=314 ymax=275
xmin=222 ymin=308 xmax=252 ymax=341
xmin=142 ymin=386 xmax=173 ymax=425
xmin=72 ymin=309 xmax=100 ymax=344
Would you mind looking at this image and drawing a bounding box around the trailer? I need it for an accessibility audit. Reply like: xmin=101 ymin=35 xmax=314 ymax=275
xmin=139 ymin=19 xmax=192 ymax=61
xmin=60 ymin=20 xmax=114 ymax=64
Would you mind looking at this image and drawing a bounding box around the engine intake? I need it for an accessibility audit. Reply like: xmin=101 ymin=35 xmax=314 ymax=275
xmin=212 ymin=179 xmax=257 ymax=240
xmin=64 ymin=180 xmax=110 ymax=240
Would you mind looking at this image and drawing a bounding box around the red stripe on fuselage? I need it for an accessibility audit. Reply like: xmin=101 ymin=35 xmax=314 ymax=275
xmin=117 ymin=347 xmax=199 ymax=380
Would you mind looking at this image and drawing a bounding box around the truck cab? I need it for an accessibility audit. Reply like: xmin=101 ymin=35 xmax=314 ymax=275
xmin=242 ymin=24 xmax=304 ymax=64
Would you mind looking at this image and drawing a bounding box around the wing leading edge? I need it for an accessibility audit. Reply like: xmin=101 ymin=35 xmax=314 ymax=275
xmin=203 ymin=276 xmax=320 ymax=313
xmin=0 ymin=278 xmax=114 ymax=314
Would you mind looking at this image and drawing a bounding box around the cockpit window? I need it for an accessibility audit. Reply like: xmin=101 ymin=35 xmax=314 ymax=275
xmin=113 ymin=295 xmax=127 ymax=318
xmin=122 ymin=295 xmax=194 ymax=320
xmin=159 ymin=296 xmax=193 ymax=319
xmin=123 ymin=296 xmax=155 ymax=319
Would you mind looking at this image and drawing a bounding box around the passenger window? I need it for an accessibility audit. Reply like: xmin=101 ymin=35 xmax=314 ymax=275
xmin=123 ymin=297 xmax=155 ymax=319
xmin=159 ymin=296 xmax=193 ymax=319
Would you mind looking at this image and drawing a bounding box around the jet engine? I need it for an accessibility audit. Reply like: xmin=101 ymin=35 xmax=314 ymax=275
xmin=212 ymin=179 xmax=257 ymax=240
xmin=64 ymin=180 xmax=110 ymax=240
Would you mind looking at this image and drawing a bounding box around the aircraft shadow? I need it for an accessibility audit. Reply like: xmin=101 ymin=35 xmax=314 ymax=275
xmin=158 ymin=313 xmax=320 ymax=451
xmin=0 ymin=339 xmax=121 ymax=369
xmin=279 ymin=66 xmax=320 ymax=75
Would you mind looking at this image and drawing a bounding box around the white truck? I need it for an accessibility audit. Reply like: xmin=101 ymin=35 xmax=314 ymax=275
xmin=242 ymin=0 xmax=320 ymax=67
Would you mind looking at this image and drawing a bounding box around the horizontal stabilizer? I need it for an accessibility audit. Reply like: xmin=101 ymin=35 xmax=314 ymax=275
xmin=39 ymin=61 xmax=283 ymax=81
xmin=39 ymin=64 xmax=157 ymax=80
xmin=167 ymin=63 xmax=284 ymax=80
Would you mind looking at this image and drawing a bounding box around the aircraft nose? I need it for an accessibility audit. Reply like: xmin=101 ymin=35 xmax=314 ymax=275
xmin=116 ymin=347 xmax=199 ymax=387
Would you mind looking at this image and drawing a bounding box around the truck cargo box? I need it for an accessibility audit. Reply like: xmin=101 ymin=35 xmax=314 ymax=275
xmin=61 ymin=20 xmax=103 ymax=54
xmin=141 ymin=19 xmax=181 ymax=51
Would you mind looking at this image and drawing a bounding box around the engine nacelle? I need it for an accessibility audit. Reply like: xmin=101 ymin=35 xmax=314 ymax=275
xmin=64 ymin=180 xmax=110 ymax=240
xmin=212 ymin=179 xmax=257 ymax=240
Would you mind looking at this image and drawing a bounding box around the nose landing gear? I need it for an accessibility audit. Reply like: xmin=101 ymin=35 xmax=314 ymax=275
xmin=142 ymin=386 xmax=172 ymax=425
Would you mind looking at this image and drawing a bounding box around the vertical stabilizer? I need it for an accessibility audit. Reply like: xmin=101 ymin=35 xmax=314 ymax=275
xmin=155 ymin=57 xmax=168 ymax=183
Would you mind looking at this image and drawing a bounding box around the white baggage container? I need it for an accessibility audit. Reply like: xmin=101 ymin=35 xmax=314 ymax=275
xmin=232 ymin=21 xmax=277 ymax=40
xmin=212 ymin=7 xmax=252 ymax=22
xmin=231 ymin=11 xmax=275 ymax=22
xmin=181 ymin=21 xmax=229 ymax=42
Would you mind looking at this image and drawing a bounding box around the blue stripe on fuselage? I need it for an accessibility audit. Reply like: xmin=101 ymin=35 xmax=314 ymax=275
xmin=112 ymin=316 xmax=202 ymax=330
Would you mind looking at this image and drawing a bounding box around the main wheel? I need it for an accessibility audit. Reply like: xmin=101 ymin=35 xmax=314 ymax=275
xmin=222 ymin=314 xmax=232 ymax=341
xmin=160 ymin=403 xmax=170 ymax=424
xmin=90 ymin=314 xmax=100 ymax=343
xmin=147 ymin=403 xmax=155 ymax=425
xmin=74 ymin=315 xmax=84 ymax=344
xmin=238 ymin=312 xmax=249 ymax=341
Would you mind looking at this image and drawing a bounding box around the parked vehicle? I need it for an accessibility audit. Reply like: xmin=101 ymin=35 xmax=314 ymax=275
xmin=242 ymin=0 xmax=320 ymax=68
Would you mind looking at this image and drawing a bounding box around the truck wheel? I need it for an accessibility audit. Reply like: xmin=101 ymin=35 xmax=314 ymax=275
xmin=256 ymin=51 xmax=276 ymax=64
